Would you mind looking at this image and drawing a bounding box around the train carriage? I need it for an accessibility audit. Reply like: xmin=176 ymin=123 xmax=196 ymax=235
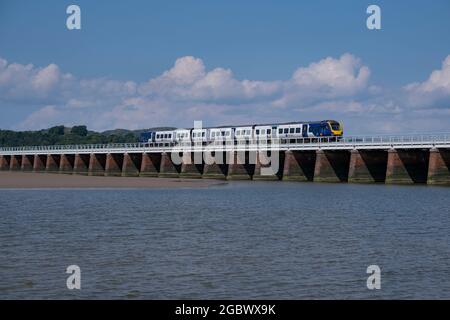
xmin=139 ymin=120 xmax=343 ymax=144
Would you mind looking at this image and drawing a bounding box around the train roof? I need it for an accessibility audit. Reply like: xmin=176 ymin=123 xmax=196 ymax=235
xmin=165 ymin=120 xmax=339 ymax=131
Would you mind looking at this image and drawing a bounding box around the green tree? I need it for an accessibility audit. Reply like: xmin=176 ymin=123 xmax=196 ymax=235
xmin=48 ymin=125 xmax=65 ymax=136
xmin=71 ymin=125 xmax=88 ymax=136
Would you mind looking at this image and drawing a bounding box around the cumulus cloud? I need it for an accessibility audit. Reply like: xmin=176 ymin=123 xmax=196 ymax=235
xmin=274 ymin=53 xmax=371 ymax=108
xmin=139 ymin=56 xmax=281 ymax=102
xmin=31 ymin=64 xmax=60 ymax=93
xmin=1 ymin=53 xmax=449 ymax=134
xmin=404 ymin=55 xmax=450 ymax=108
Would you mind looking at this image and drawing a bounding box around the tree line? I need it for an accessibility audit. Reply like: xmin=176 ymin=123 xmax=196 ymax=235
xmin=0 ymin=125 xmax=139 ymax=147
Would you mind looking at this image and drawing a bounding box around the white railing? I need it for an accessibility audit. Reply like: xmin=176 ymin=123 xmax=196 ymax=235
xmin=1 ymin=133 xmax=450 ymax=155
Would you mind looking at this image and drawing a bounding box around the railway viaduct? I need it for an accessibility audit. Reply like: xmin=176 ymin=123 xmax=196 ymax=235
xmin=1 ymin=134 xmax=449 ymax=185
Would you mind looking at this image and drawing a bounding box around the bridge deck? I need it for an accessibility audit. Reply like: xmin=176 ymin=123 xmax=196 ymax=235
xmin=0 ymin=134 xmax=449 ymax=155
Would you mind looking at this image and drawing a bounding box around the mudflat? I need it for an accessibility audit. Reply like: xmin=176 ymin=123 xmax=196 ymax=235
xmin=0 ymin=172 xmax=224 ymax=189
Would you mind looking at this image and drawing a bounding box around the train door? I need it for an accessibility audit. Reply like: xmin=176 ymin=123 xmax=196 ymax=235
xmin=302 ymin=124 xmax=308 ymax=137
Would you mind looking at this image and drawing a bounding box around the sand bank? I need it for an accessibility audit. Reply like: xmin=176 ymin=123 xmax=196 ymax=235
xmin=0 ymin=172 xmax=225 ymax=189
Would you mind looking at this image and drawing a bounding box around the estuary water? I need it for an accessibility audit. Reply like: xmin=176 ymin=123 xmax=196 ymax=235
xmin=0 ymin=182 xmax=449 ymax=299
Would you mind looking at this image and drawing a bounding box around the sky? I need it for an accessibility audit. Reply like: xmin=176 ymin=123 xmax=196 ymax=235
xmin=0 ymin=0 xmax=449 ymax=134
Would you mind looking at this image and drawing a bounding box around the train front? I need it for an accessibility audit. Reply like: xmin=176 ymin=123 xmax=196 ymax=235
xmin=328 ymin=120 xmax=343 ymax=136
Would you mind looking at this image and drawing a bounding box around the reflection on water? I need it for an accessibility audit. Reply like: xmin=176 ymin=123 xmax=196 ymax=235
xmin=0 ymin=182 xmax=449 ymax=299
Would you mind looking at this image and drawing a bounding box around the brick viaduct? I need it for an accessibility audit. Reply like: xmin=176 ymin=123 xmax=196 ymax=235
xmin=1 ymin=148 xmax=449 ymax=185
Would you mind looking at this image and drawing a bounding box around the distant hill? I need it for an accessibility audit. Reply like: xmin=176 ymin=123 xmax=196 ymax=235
xmin=101 ymin=127 xmax=176 ymax=137
xmin=0 ymin=125 xmax=176 ymax=147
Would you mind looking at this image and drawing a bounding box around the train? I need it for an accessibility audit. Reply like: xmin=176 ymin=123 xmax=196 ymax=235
xmin=139 ymin=120 xmax=343 ymax=145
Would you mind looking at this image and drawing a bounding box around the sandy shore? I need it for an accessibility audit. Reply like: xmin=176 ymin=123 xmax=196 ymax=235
xmin=0 ymin=172 xmax=226 ymax=189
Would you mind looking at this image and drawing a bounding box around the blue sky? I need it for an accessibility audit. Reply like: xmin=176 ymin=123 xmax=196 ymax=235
xmin=0 ymin=0 xmax=449 ymax=134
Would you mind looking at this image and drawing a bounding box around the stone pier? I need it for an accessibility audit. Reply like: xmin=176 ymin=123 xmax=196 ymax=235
xmin=105 ymin=153 xmax=123 ymax=176
xmin=46 ymin=154 xmax=61 ymax=174
xmin=313 ymin=150 xmax=350 ymax=183
xmin=88 ymin=153 xmax=106 ymax=176
xmin=0 ymin=155 xmax=10 ymax=171
xmin=73 ymin=154 xmax=90 ymax=175
xmin=33 ymin=155 xmax=46 ymax=172
xmin=59 ymin=154 xmax=75 ymax=174
xmin=253 ymin=151 xmax=283 ymax=180
xmin=1 ymin=144 xmax=449 ymax=186
xmin=180 ymin=152 xmax=203 ymax=178
xmin=122 ymin=153 xmax=141 ymax=177
xmin=282 ymin=150 xmax=316 ymax=181
xmin=427 ymin=148 xmax=450 ymax=185
xmin=348 ymin=150 xmax=388 ymax=183
xmin=159 ymin=152 xmax=180 ymax=178
xmin=227 ymin=151 xmax=254 ymax=180
xmin=10 ymin=155 xmax=22 ymax=171
xmin=21 ymin=155 xmax=34 ymax=172
xmin=203 ymin=151 xmax=228 ymax=179
xmin=386 ymin=149 xmax=429 ymax=184
xmin=140 ymin=153 xmax=161 ymax=177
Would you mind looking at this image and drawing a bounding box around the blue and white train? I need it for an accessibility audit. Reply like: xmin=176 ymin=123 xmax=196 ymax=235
xmin=139 ymin=120 xmax=343 ymax=145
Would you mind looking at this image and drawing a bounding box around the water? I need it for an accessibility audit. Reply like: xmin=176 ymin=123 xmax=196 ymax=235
xmin=0 ymin=182 xmax=449 ymax=299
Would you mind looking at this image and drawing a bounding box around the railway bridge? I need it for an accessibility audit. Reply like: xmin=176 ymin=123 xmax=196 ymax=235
xmin=0 ymin=134 xmax=449 ymax=185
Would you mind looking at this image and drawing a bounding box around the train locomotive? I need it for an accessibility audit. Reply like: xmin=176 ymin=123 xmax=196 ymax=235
xmin=139 ymin=120 xmax=343 ymax=146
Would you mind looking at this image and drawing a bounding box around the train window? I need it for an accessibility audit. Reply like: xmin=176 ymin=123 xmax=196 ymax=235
xmin=256 ymin=129 xmax=260 ymax=135
xmin=226 ymin=132 xmax=230 ymax=136
xmin=261 ymin=129 xmax=266 ymax=134
xmin=279 ymin=128 xmax=283 ymax=134
xmin=289 ymin=128 xmax=294 ymax=134
xmin=247 ymin=130 xmax=251 ymax=135
xmin=202 ymin=132 xmax=205 ymax=137
xmin=296 ymin=127 xmax=301 ymax=133
xmin=284 ymin=128 xmax=289 ymax=134
xmin=267 ymin=129 xmax=271 ymax=134
xmin=168 ymin=134 xmax=172 ymax=138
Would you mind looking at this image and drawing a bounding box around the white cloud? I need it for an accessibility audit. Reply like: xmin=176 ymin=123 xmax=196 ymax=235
xmin=31 ymin=64 xmax=60 ymax=93
xmin=274 ymin=54 xmax=371 ymax=108
xmin=2 ymin=54 xmax=450 ymax=134
xmin=139 ymin=56 xmax=281 ymax=102
xmin=292 ymin=53 xmax=370 ymax=94
xmin=19 ymin=105 xmax=63 ymax=129
xmin=404 ymin=55 xmax=450 ymax=108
